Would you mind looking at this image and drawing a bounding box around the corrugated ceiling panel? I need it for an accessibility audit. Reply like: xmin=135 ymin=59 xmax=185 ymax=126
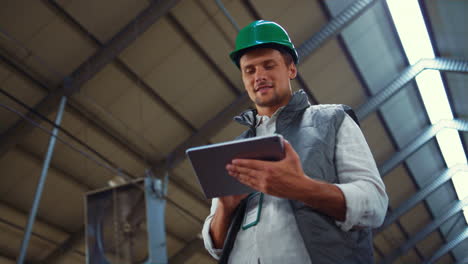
xmin=172 ymin=74 xmax=237 ymax=128
xmin=173 ymin=4 xmax=244 ymax=92
xmin=0 ymin=0 xmax=96 ymax=84
xmin=399 ymin=203 xmax=432 ymax=236
xmin=0 ymin=148 xmax=86 ymax=230
xmin=445 ymin=74 xmax=468 ymax=118
xmin=397 ymin=248 xmax=420 ymax=264
xmin=360 ymin=113 xmax=395 ymax=165
xmin=194 ymin=0 xmax=246 ymax=88
xmin=107 ymin=87 xmax=147 ymax=139
xmin=328 ymin=0 xmax=408 ymax=94
xmin=453 ymin=239 xmax=468 ymax=263
xmin=55 ymin=0 xmax=149 ymax=43
xmin=166 ymin=182 xmax=209 ymax=221
xmin=379 ymin=86 xmax=428 ymax=148
xmin=172 ymin=159 xmax=206 ymax=196
xmin=374 ymin=223 xmax=406 ymax=255
xmin=80 ymin=63 xmax=136 ymax=108
xmin=259 ymin=0 xmax=326 ymax=47
xmin=23 ymin=14 xmax=96 ymax=79
xmin=406 ymin=141 xmax=445 ymax=188
xmin=0 ymin=202 xmax=68 ymax=243
xmin=300 ymin=40 xmax=367 ymax=108
xmin=143 ymin=44 xmax=211 ymax=104
xmin=424 ymin=8 xmax=468 ymax=261
xmin=167 ymin=234 xmax=186 ymax=257
xmin=424 ymin=1 xmax=468 ymax=58
xmin=0 ymin=256 xmax=14 ymax=264
xmin=185 ymin=252 xmax=217 ymax=264
xmin=0 ymin=222 xmax=54 ymax=261
xmin=165 ymin=205 xmax=201 ymax=242
xmin=383 ymin=165 xmax=417 ymax=208
xmin=425 ymin=182 xmax=458 ymax=219
xmin=435 ymin=254 xmax=455 ymax=264
xmin=50 ymin=252 xmax=83 ymax=264
xmin=140 ymin=93 xmax=192 ymax=155
xmin=416 ymin=230 xmax=446 ymax=259
xmin=0 ymin=0 xmax=59 ymax=43
xmin=0 ymin=62 xmax=11 ymax=82
xmin=211 ymin=120 xmax=248 ymax=143
xmin=120 ymin=18 xmax=185 ymax=78
xmin=0 ymin=71 xmax=46 ymax=134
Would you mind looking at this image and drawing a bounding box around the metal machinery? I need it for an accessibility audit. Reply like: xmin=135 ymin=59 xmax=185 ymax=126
xmin=85 ymin=176 xmax=168 ymax=264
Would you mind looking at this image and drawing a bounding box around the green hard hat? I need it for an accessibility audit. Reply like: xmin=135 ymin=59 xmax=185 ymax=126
xmin=230 ymin=20 xmax=299 ymax=68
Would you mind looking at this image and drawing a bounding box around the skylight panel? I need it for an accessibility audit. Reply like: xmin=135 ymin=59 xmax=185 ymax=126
xmin=386 ymin=0 xmax=468 ymax=220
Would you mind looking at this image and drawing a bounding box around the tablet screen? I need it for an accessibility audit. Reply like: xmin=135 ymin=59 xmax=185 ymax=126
xmin=186 ymin=135 xmax=284 ymax=198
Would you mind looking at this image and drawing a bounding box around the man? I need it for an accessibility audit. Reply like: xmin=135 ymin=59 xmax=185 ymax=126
xmin=202 ymin=20 xmax=388 ymax=263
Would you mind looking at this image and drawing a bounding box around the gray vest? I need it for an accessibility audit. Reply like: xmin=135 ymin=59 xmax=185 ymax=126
xmin=220 ymin=90 xmax=374 ymax=264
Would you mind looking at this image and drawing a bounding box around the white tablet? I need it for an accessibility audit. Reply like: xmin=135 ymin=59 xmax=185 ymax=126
xmin=186 ymin=135 xmax=285 ymax=199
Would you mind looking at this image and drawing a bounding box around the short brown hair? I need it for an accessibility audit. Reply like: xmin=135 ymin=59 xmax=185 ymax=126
xmin=237 ymin=43 xmax=296 ymax=67
xmin=278 ymin=49 xmax=294 ymax=66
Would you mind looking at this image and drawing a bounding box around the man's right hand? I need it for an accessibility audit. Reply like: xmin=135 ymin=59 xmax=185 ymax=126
xmin=210 ymin=194 xmax=248 ymax=249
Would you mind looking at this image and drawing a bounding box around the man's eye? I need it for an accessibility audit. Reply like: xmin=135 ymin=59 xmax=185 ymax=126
xmin=265 ymin=64 xmax=275 ymax=69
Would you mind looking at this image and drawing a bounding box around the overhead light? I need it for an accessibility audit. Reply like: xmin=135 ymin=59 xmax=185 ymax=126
xmin=386 ymin=0 xmax=467 ymax=221
xmin=108 ymin=175 xmax=127 ymax=187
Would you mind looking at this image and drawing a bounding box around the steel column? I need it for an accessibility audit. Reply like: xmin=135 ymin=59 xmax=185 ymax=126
xmin=424 ymin=227 xmax=468 ymax=264
xmin=381 ymin=197 xmax=468 ymax=264
xmin=375 ymin=164 xmax=468 ymax=233
xmin=356 ymin=58 xmax=468 ymax=120
xmin=17 ymin=96 xmax=67 ymax=264
xmin=145 ymin=177 xmax=168 ymax=264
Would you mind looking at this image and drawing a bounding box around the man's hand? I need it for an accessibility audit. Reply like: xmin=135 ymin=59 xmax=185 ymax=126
xmin=226 ymin=139 xmax=308 ymax=200
xmin=210 ymin=193 xmax=248 ymax=249
xmin=226 ymin=139 xmax=346 ymax=221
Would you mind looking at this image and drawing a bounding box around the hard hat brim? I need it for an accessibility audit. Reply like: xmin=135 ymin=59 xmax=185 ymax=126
xmin=230 ymin=42 xmax=299 ymax=68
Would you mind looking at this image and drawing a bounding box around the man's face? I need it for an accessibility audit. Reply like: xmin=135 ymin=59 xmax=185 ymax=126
xmin=239 ymin=48 xmax=297 ymax=112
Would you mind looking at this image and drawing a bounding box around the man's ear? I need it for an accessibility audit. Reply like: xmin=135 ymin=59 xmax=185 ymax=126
xmin=289 ymin=64 xmax=297 ymax=80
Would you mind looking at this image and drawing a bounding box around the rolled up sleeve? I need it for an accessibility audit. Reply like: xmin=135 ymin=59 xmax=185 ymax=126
xmin=334 ymin=115 xmax=389 ymax=231
xmin=202 ymin=198 xmax=224 ymax=259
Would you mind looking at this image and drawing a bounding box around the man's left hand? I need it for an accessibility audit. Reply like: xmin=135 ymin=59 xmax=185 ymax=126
xmin=226 ymin=139 xmax=308 ymax=199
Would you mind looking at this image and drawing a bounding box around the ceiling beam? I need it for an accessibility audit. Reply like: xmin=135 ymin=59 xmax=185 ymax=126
xmin=150 ymin=0 xmax=378 ymax=172
xmin=44 ymin=0 xmax=197 ymax=135
xmin=0 ymin=23 xmax=209 ymax=264
xmin=379 ymin=119 xmax=468 ymax=176
xmin=0 ymin=48 xmax=210 ymax=207
xmin=37 ymin=226 xmax=85 ymax=264
xmin=0 ymin=253 xmax=20 ymax=264
xmin=297 ymin=0 xmax=378 ymax=60
xmin=424 ymin=227 xmax=468 ymax=264
xmin=165 ymin=12 xmax=241 ymax=97
xmin=0 ymin=203 xmax=85 ymax=263
xmin=356 ymin=58 xmax=468 ymax=121
xmin=0 ymin=0 xmax=180 ymax=158
xmin=381 ymin=197 xmax=468 ymax=264
xmin=375 ymin=164 xmax=468 ymax=233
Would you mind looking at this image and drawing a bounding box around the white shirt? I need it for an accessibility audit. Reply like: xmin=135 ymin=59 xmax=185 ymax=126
xmin=202 ymin=111 xmax=388 ymax=263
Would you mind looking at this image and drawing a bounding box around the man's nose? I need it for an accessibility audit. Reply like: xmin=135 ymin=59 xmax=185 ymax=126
xmin=254 ymin=68 xmax=266 ymax=83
